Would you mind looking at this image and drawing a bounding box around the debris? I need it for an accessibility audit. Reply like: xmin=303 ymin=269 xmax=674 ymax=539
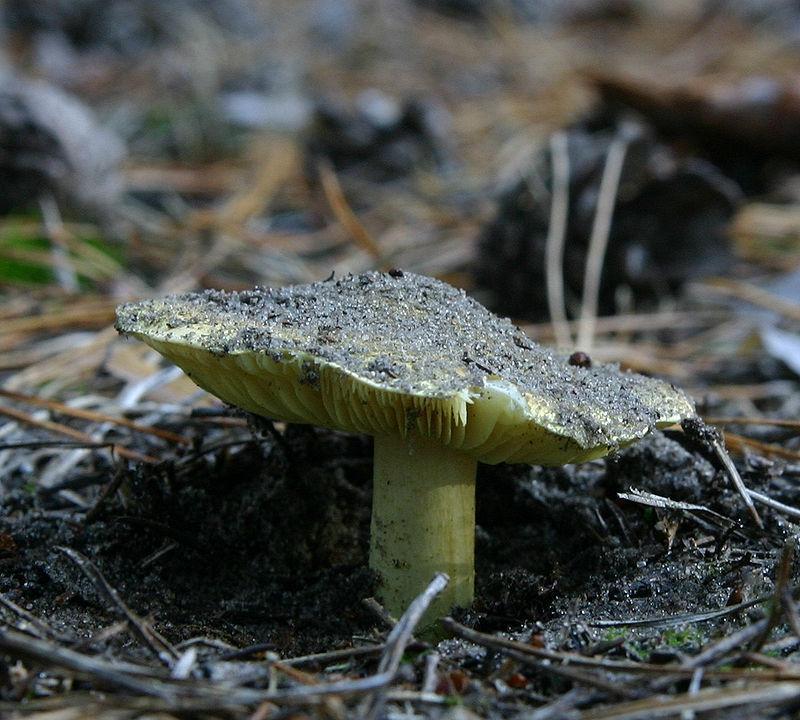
xmin=0 ymin=75 xmax=124 ymax=218
xmin=306 ymin=90 xmax=450 ymax=181
xmin=476 ymin=114 xmax=740 ymax=320
xmin=761 ymin=325 xmax=800 ymax=377
xmin=0 ymin=6 xmax=798 ymax=719
xmin=593 ymin=73 xmax=800 ymax=183
xmin=2 ymin=0 xmax=260 ymax=56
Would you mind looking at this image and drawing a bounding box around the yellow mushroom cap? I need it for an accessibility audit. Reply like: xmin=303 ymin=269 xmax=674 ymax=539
xmin=115 ymin=271 xmax=694 ymax=465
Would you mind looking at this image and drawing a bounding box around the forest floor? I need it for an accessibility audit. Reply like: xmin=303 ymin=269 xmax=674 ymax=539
xmin=2 ymin=2 xmax=800 ymax=718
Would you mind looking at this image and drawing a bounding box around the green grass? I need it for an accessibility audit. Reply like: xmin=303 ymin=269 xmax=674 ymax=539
xmin=0 ymin=218 xmax=123 ymax=289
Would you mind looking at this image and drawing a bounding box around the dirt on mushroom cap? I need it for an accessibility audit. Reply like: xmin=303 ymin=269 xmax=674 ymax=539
xmin=115 ymin=271 xmax=694 ymax=453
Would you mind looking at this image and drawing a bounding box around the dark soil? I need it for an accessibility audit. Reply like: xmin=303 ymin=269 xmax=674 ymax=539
xmin=2 ymin=419 xmax=789 ymax=659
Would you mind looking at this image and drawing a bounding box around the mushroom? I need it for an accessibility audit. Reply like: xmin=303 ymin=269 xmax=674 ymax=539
xmin=115 ymin=271 xmax=694 ymax=623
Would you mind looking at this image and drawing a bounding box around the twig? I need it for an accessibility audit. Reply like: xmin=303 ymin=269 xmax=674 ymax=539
xmin=0 ymin=627 xmax=172 ymax=696
xmin=385 ymin=689 xmax=447 ymax=704
xmin=724 ymin=432 xmax=800 ymax=462
xmin=4 ymin=325 xmax=118 ymax=393
xmin=442 ymin=618 xmax=637 ymax=699
xmin=544 ymin=131 xmax=571 ymax=349
xmin=0 ymin=594 xmax=69 ymax=642
xmin=190 ymin=140 xmax=297 ymax=233
xmin=704 ymin=416 xmax=800 ymax=431
xmin=422 ymin=651 xmax=440 ymax=693
xmin=6 ymin=612 xmax=800 ymax=717
xmin=750 ymin=541 xmax=794 ymax=653
xmin=741 ymin=650 xmax=799 ymax=672
xmin=84 ymin=464 xmax=128 ymax=523
xmin=783 ymin=586 xmax=800 ymax=641
xmin=57 ymin=547 xmax=179 ymax=666
xmin=216 ymin=641 xmax=276 ymax=662
xmin=713 ymin=441 xmax=763 ymax=528
xmin=0 ymin=303 xmax=117 ymax=336
xmin=317 ymin=159 xmax=384 ymax=263
xmin=0 ymin=388 xmax=191 ymax=445
xmin=0 ymin=403 xmax=159 ymax=464
xmin=362 ymin=596 xmax=399 ymax=630
xmin=527 ymin=687 xmax=593 ymax=720
xmin=587 ymin=595 xmax=768 ymax=629
xmin=522 ymin=309 xmax=725 ymax=340
xmin=172 ymin=439 xmax=256 ymax=476
xmin=617 ymin=487 xmax=734 ymax=525
xmin=580 ymin=683 xmax=800 ymax=720
xmin=171 ymin=647 xmax=198 ymax=680
xmin=441 ymin=617 xmax=800 ymax=682
xmin=282 ymin=645 xmax=386 ymax=667
xmin=703 ymin=277 xmax=800 ymax=322
xmin=0 ymin=440 xmax=119 ymax=452
xmin=39 ymin=193 xmax=79 ymax=293
xmin=271 ymin=659 xmax=321 ymax=686
xmin=681 ymin=668 xmax=704 ymax=720
xmin=175 ymin=636 xmax=237 ymax=653
xmin=652 ymin=610 xmax=780 ymax=694
xmin=140 ymin=542 xmax=179 ymax=569
xmin=681 ymin=417 xmax=763 ymax=528
xmin=0 ymin=627 xmax=274 ymax=707
xmin=577 ymin=127 xmax=631 ymax=351
xmin=360 ymin=573 xmax=449 ymax=720
xmin=71 ymin=620 xmax=129 ymax=652
xmin=747 ymin=489 xmax=800 ymax=521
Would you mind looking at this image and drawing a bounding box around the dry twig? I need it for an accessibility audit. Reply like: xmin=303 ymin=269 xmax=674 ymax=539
xmin=544 ymin=131 xmax=571 ymax=349
xmin=577 ymin=126 xmax=631 ymax=351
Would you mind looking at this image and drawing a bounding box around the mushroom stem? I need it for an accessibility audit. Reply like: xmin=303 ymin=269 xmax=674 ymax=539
xmin=370 ymin=433 xmax=477 ymax=624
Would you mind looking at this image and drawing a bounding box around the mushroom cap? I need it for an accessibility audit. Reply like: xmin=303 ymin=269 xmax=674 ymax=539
xmin=115 ymin=271 xmax=694 ymax=465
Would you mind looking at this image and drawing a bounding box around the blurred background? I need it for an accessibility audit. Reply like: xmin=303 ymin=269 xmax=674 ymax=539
xmin=1 ymin=0 xmax=800 ymax=423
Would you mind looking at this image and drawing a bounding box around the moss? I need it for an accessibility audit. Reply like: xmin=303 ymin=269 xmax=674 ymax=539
xmin=660 ymin=626 xmax=706 ymax=651
xmin=601 ymin=627 xmax=629 ymax=642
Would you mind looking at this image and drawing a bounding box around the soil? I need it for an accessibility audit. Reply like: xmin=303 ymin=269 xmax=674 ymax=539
xmin=1 ymin=418 xmax=788 ymax=659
